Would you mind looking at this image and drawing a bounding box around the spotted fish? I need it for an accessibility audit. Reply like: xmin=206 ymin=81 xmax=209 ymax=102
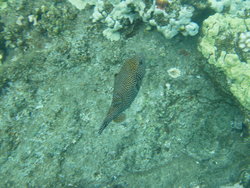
xmin=98 ymin=55 xmax=146 ymax=134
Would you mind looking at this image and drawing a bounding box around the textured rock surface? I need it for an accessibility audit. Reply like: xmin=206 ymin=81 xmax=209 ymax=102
xmin=0 ymin=0 xmax=249 ymax=187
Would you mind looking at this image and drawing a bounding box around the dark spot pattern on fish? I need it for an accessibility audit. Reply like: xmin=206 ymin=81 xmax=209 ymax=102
xmin=98 ymin=56 xmax=146 ymax=134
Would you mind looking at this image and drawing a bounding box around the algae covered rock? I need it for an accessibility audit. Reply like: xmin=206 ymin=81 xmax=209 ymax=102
xmin=198 ymin=13 xmax=250 ymax=110
xmin=0 ymin=0 xmax=7 ymax=9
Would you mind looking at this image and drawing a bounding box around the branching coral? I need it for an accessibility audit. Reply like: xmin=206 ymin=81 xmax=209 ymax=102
xmin=69 ymin=0 xmax=199 ymax=41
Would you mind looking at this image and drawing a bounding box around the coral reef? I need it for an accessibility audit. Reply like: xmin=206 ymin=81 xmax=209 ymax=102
xmin=67 ymin=0 xmax=96 ymax=10
xmin=0 ymin=0 xmax=7 ymax=9
xmin=208 ymin=0 xmax=250 ymax=16
xmin=1 ymin=0 xmax=78 ymax=50
xmin=69 ymin=0 xmax=199 ymax=41
xmin=66 ymin=0 xmax=250 ymax=41
xmin=198 ymin=13 xmax=250 ymax=110
xmin=0 ymin=0 xmax=249 ymax=187
xmin=238 ymin=31 xmax=250 ymax=52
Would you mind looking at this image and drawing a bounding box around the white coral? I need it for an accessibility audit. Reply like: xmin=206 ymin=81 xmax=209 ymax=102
xmin=208 ymin=0 xmax=250 ymax=16
xmin=68 ymin=0 xmax=199 ymax=41
xmin=182 ymin=22 xmax=199 ymax=36
xmin=238 ymin=31 xmax=250 ymax=52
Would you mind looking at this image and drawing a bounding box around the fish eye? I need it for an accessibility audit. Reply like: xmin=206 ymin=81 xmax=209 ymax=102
xmin=139 ymin=59 xmax=144 ymax=65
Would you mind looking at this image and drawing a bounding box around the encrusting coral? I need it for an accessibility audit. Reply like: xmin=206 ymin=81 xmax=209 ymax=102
xmin=198 ymin=13 xmax=250 ymax=110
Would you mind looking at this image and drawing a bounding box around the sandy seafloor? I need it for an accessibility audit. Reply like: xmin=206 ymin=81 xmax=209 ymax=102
xmin=0 ymin=0 xmax=249 ymax=187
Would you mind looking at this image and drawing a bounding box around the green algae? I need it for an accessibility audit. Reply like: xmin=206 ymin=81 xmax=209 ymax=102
xmin=0 ymin=0 xmax=7 ymax=9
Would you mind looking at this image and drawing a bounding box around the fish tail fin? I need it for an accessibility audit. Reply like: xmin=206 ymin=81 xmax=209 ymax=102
xmin=98 ymin=119 xmax=110 ymax=135
xmin=99 ymin=107 xmax=121 ymax=134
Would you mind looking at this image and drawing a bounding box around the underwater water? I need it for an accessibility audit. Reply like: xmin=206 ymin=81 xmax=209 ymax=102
xmin=0 ymin=0 xmax=249 ymax=188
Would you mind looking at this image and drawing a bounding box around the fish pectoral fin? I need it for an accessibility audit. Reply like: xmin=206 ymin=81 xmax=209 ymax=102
xmin=135 ymin=75 xmax=143 ymax=91
xmin=135 ymin=81 xmax=140 ymax=91
xmin=113 ymin=113 xmax=126 ymax=123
